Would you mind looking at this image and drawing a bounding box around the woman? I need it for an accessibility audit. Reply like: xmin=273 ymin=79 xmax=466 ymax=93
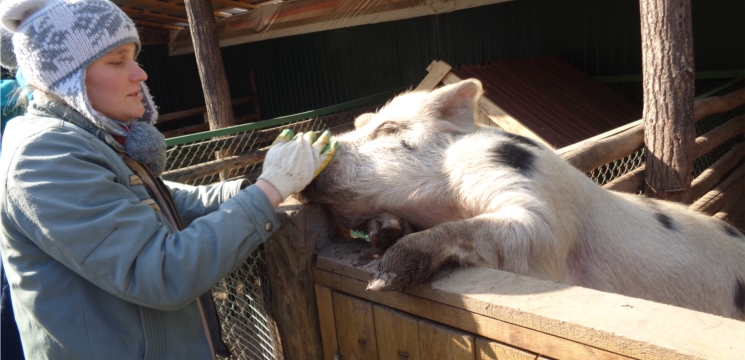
xmin=0 ymin=0 xmax=336 ymax=358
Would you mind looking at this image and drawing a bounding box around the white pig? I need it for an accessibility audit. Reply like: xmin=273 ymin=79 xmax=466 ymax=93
xmin=300 ymin=79 xmax=745 ymax=320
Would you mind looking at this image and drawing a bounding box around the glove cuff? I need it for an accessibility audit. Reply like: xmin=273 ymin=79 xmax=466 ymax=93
xmin=257 ymin=171 xmax=294 ymax=200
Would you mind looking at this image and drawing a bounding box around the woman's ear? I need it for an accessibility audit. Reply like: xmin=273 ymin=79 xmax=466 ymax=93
xmin=425 ymin=79 xmax=483 ymax=133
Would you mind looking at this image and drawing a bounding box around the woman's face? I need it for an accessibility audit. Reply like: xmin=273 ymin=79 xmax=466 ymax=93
xmin=85 ymin=43 xmax=148 ymax=121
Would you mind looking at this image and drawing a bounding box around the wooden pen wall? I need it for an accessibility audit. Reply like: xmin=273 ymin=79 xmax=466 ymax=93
xmin=316 ymin=286 xmax=551 ymax=360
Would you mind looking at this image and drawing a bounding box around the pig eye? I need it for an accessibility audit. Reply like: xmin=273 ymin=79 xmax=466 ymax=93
xmin=400 ymin=140 xmax=413 ymax=151
xmin=371 ymin=122 xmax=407 ymax=139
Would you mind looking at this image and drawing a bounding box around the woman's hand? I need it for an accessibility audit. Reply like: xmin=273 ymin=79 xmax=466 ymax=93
xmin=257 ymin=129 xmax=338 ymax=201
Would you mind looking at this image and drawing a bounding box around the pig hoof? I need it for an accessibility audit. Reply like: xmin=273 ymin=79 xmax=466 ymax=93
xmin=366 ymin=273 xmax=398 ymax=291
xmin=367 ymin=213 xmax=413 ymax=249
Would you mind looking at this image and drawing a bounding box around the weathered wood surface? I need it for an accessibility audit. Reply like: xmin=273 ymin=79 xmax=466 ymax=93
xmin=713 ymin=188 xmax=745 ymax=225
xmin=692 ymin=114 xmax=745 ymax=159
xmin=689 ymin=162 xmax=745 ymax=215
xmin=333 ymin=292 xmax=379 ymax=360
xmin=315 ymin=284 xmax=339 ymax=360
xmin=418 ymin=319 xmax=475 ymax=360
xmin=416 ymin=60 xmax=453 ymax=92
xmin=694 ymin=87 xmax=745 ymax=121
xmin=560 ymin=122 xmax=645 ymax=173
xmin=476 ymin=337 xmax=539 ymax=360
xmin=689 ymin=142 xmax=745 ymax=202
xmin=373 ymin=305 xmax=421 ymax=360
xmin=264 ymin=202 xmax=334 ymax=359
xmin=603 ymin=165 xmax=646 ymax=193
xmin=314 ymin=239 xmax=745 ymax=360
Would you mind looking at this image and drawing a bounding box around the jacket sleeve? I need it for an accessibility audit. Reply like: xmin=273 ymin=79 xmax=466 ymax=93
xmin=164 ymin=179 xmax=247 ymax=224
xmin=4 ymin=129 xmax=279 ymax=310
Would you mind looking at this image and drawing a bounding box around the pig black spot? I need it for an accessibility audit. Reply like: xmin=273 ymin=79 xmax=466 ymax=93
xmin=654 ymin=212 xmax=677 ymax=231
xmin=735 ymin=278 xmax=745 ymax=314
xmin=491 ymin=143 xmax=535 ymax=176
xmin=505 ymin=134 xmax=541 ymax=149
xmin=722 ymin=223 xmax=744 ymax=239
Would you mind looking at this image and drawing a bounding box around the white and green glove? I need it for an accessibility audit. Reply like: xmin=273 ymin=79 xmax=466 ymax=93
xmin=258 ymin=129 xmax=338 ymax=200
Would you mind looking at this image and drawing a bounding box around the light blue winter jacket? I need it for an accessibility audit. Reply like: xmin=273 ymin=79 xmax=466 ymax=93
xmin=0 ymin=96 xmax=279 ymax=359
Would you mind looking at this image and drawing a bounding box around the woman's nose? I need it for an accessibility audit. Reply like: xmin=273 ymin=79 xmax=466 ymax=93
xmin=130 ymin=62 xmax=148 ymax=82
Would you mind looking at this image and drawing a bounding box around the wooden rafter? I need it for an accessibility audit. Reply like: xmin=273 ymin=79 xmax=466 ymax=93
xmin=121 ymin=7 xmax=188 ymax=24
xmin=133 ymin=19 xmax=184 ymax=30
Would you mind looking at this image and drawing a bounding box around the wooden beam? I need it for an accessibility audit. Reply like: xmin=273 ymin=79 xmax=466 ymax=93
xmin=169 ymin=0 xmax=513 ymax=55
xmin=689 ymin=142 xmax=745 ymax=202
xmin=639 ymin=0 xmax=696 ymax=202
xmin=122 ymin=7 xmax=188 ymax=24
xmin=560 ymin=121 xmax=644 ymax=173
xmin=314 ymin=240 xmax=745 ymax=360
xmin=210 ymin=0 xmax=258 ymax=10
xmin=694 ymin=87 xmax=745 ymax=120
xmin=692 ymin=114 xmax=745 ymax=159
xmin=415 ymin=60 xmax=452 ymax=92
xmin=132 ymin=19 xmax=183 ymax=31
xmin=689 ymin=162 xmax=745 ymax=214
xmin=603 ymin=165 xmax=646 ymax=194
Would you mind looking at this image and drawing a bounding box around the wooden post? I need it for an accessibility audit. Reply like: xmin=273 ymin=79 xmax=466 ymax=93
xmin=183 ymin=0 xmax=235 ymax=130
xmin=183 ymin=0 xmax=235 ymax=179
xmin=639 ymin=0 xmax=696 ymax=202
xmin=264 ymin=202 xmax=337 ymax=359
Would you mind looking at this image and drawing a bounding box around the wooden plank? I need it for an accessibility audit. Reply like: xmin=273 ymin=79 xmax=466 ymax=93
xmin=314 ymin=268 xmax=632 ymax=360
xmin=418 ymin=319 xmax=475 ymax=360
xmin=314 ymin=240 xmax=745 ymax=360
xmin=333 ymin=292 xmax=379 ymax=360
xmin=559 ymin=123 xmax=644 ymax=173
xmin=373 ymin=305 xmax=421 ymax=360
xmin=415 ymin=60 xmax=453 ymax=92
xmin=475 ymin=337 xmax=538 ymax=360
xmin=315 ymin=284 xmax=338 ymax=360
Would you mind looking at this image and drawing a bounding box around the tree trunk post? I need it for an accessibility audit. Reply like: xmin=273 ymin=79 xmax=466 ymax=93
xmin=639 ymin=0 xmax=696 ymax=202
xmin=183 ymin=0 xmax=236 ymax=179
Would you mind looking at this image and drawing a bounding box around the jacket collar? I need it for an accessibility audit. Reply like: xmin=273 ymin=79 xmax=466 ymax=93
xmin=27 ymin=94 xmax=127 ymax=153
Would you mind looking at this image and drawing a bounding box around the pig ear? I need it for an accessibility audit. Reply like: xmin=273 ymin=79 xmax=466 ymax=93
xmin=354 ymin=113 xmax=375 ymax=129
xmin=426 ymin=79 xmax=483 ymax=133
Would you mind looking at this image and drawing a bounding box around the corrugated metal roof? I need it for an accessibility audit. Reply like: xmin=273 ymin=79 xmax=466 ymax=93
xmin=451 ymin=56 xmax=642 ymax=148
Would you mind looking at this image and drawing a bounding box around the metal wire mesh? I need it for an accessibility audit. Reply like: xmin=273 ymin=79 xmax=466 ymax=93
xmin=162 ymin=93 xmax=392 ymax=360
xmin=585 ymin=97 xmax=744 ymax=200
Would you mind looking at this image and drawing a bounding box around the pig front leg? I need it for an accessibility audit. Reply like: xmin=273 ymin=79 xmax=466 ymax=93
xmin=366 ymin=213 xmax=414 ymax=249
xmin=366 ymin=210 xmax=562 ymax=292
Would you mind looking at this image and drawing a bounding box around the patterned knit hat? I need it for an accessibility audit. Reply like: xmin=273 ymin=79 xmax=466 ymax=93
xmin=0 ymin=0 xmax=158 ymax=137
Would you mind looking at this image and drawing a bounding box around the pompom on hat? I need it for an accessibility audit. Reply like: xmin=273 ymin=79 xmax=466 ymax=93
xmin=0 ymin=0 xmax=166 ymax=175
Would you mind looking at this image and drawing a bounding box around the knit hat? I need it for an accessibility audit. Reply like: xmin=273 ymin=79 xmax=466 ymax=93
xmin=0 ymin=0 xmax=166 ymax=175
